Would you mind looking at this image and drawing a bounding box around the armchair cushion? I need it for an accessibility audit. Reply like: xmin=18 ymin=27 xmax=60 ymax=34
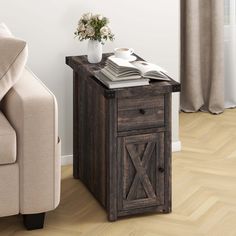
xmin=0 ymin=111 xmax=16 ymax=165
xmin=0 ymin=23 xmax=28 ymax=101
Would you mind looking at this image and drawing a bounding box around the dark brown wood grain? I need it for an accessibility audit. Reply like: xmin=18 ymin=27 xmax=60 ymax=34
xmin=65 ymin=54 xmax=181 ymax=94
xmin=117 ymin=95 xmax=165 ymax=132
xmin=105 ymin=93 xmax=118 ymax=221
xmin=66 ymin=53 xmax=180 ymax=221
xmin=73 ymin=69 xmax=107 ymax=206
xmin=117 ymin=133 xmax=165 ymax=213
xmin=73 ymin=71 xmax=80 ymax=179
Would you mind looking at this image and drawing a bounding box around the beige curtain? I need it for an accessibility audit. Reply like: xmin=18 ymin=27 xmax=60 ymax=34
xmin=181 ymin=0 xmax=225 ymax=114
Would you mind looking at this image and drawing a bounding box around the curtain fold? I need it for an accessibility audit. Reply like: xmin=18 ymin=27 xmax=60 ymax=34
xmin=181 ymin=0 xmax=225 ymax=114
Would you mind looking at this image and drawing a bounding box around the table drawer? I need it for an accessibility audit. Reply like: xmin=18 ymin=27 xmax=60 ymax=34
xmin=117 ymin=96 xmax=165 ymax=132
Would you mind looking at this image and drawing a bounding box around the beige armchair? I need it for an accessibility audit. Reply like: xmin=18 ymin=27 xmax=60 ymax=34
xmin=0 ymin=68 xmax=61 ymax=230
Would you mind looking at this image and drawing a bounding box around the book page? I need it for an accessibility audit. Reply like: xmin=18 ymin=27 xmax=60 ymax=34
xmin=132 ymin=61 xmax=167 ymax=76
xmin=101 ymin=68 xmax=141 ymax=81
xmin=108 ymin=57 xmax=137 ymax=69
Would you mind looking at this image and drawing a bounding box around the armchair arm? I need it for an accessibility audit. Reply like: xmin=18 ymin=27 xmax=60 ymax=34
xmin=1 ymin=68 xmax=61 ymax=214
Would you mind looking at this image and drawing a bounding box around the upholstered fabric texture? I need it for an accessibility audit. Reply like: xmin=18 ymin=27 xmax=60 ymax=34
xmin=0 ymin=163 xmax=19 ymax=217
xmin=180 ymin=0 xmax=224 ymax=114
xmin=0 ymin=23 xmax=28 ymax=101
xmin=1 ymin=68 xmax=61 ymax=214
xmin=0 ymin=111 xmax=16 ymax=165
xmin=0 ymin=24 xmax=60 ymax=217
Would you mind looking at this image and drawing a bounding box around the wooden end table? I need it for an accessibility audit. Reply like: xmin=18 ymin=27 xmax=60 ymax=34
xmin=66 ymin=53 xmax=180 ymax=221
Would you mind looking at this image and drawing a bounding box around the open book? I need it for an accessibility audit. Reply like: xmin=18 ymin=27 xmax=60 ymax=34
xmin=101 ymin=57 xmax=170 ymax=81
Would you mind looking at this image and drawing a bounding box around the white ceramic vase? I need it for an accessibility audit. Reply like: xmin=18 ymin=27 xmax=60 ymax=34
xmin=87 ymin=39 xmax=102 ymax=63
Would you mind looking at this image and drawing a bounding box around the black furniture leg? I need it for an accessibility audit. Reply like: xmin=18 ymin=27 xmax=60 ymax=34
xmin=23 ymin=213 xmax=45 ymax=230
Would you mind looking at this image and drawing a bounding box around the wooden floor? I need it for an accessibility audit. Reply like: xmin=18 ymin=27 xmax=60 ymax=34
xmin=1 ymin=110 xmax=236 ymax=235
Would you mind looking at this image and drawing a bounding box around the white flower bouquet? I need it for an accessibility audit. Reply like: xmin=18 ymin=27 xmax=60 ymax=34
xmin=75 ymin=13 xmax=114 ymax=44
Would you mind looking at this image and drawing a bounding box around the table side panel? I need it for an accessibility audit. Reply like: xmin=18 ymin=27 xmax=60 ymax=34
xmin=73 ymin=71 xmax=80 ymax=179
xmin=105 ymin=94 xmax=118 ymax=221
xmin=76 ymin=71 xmax=107 ymax=207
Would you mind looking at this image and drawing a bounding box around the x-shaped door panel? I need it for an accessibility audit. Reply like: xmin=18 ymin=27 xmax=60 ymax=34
xmin=118 ymin=133 xmax=164 ymax=211
xmin=126 ymin=142 xmax=156 ymax=200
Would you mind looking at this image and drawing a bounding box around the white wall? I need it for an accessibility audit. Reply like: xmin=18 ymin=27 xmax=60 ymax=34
xmin=0 ymin=0 xmax=180 ymax=156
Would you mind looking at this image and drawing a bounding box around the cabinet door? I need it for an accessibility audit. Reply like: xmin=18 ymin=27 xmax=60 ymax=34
xmin=118 ymin=132 xmax=165 ymax=212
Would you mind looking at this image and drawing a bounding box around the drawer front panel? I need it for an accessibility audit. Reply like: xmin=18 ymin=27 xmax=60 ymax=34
xmin=118 ymin=96 xmax=164 ymax=131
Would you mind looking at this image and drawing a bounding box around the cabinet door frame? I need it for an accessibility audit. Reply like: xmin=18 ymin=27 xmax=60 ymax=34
xmin=117 ymin=132 xmax=165 ymax=212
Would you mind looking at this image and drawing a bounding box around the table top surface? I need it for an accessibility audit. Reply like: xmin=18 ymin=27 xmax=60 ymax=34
xmin=66 ymin=53 xmax=181 ymax=93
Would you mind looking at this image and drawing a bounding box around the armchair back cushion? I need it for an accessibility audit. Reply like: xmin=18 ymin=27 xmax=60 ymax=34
xmin=0 ymin=23 xmax=28 ymax=101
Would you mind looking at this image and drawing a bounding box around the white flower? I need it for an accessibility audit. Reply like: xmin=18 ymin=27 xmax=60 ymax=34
xmin=97 ymin=14 xmax=103 ymax=21
xmin=78 ymin=23 xmax=85 ymax=32
xmin=82 ymin=13 xmax=92 ymax=21
xmin=85 ymin=25 xmax=95 ymax=37
xmin=79 ymin=31 xmax=86 ymax=39
xmin=100 ymin=26 xmax=110 ymax=36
